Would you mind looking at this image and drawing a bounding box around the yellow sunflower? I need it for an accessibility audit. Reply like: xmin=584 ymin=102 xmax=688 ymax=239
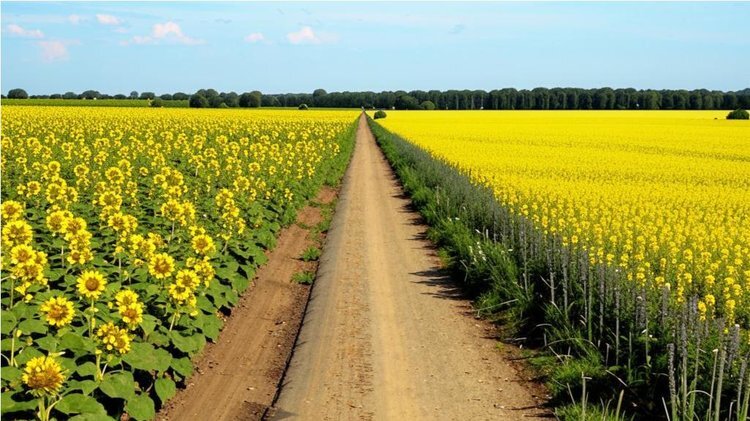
xmin=76 ymin=270 xmax=107 ymax=300
xmin=148 ymin=252 xmax=175 ymax=280
xmin=22 ymin=356 xmax=66 ymax=396
xmin=40 ymin=296 xmax=75 ymax=327
xmin=191 ymin=234 xmax=215 ymax=256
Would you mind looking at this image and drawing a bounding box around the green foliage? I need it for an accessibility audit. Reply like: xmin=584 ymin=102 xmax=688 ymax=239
xmin=292 ymin=270 xmax=316 ymax=284
xmin=373 ymin=110 xmax=387 ymax=119
xmin=301 ymin=246 xmax=321 ymax=262
xmin=239 ymin=91 xmax=262 ymax=108
xmin=189 ymin=94 xmax=209 ymax=108
xmin=726 ymin=108 xmax=749 ymax=120
xmin=8 ymin=88 xmax=28 ymax=99
xmin=150 ymin=98 xmax=163 ymax=108
xmin=298 ymin=103 xmax=309 ymax=110
xmin=1 ymin=99 xmax=189 ymax=107
xmin=420 ymin=100 xmax=436 ymax=110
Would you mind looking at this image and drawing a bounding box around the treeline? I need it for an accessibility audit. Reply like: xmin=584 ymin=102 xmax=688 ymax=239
xmin=6 ymin=87 xmax=750 ymax=110
xmin=274 ymin=87 xmax=750 ymax=110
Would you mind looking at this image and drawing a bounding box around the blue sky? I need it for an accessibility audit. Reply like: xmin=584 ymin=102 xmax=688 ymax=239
xmin=2 ymin=2 xmax=749 ymax=95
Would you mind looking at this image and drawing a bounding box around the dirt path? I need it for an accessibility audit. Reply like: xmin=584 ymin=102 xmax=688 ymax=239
xmin=269 ymin=115 xmax=548 ymax=420
xmin=158 ymin=187 xmax=337 ymax=420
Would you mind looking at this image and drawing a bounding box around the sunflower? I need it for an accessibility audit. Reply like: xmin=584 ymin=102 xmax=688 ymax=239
xmin=119 ymin=302 xmax=144 ymax=328
xmin=1 ymin=200 xmax=24 ymax=221
xmin=2 ymin=220 xmax=33 ymax=248
xmin=40 ymin=296 xmax=75 ymax=327
xmin=115 ymin=289 xmax=139 ymax=307
xmin=10 ymin=244 xmax=36 ymax=265
xmin=168 ymin=281 xmax=193 ymax=304
xmin=45 ymin=210 xmax=71 ymax=234
xmin=175 ymin=269 xmax=201 ymax=290
xmin=191 ymin=234 xmax=215 ymax=256
xmin=148 ymin=253 xmax=175 ymax=280
xmin=96 ymin=322 xmax=131 ymax=354
xmin=76 ymin=270 xmax=107 ymax=300
xmin=22 ymin=356 xmax=66 ymax=396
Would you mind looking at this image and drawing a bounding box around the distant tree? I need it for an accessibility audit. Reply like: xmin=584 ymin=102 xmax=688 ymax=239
xmin=151 ymin=98 xmax=164 ymax=108
xmin=80 ymin=90 xmax=101 ymax=99
xmin=224 ymin=92 xmax=239 ymax=107
xmin=130 ymin=91 xmax=139 ymax=99
xmin=373 ymin=110 xmax=387 ymax=119
xmin=8 ymin=88 xmax=29 ymax=99
xmin=189 ymin=94 xmax=208 ymax=108
xmin=727 ymin=109 xmax=749 ymax=120
xmin=239 ymin=91 xmax=262 ymax=108
xmin=139 ymin=92 xmax=155 ymax=100
xmin=218 ymin=103 xmax=229 ymax=109
xmin=172 ymin=92 xmax=189 ymax=100
xmin=160 ymin=93 xmax=173 ymax=101
xmin=63 ymin=91 xmax=77 ymax=99
xmin=298 ymin=103 xmax=309 ymax=110
xmin=50 ymin=94 xmax=63 ymax=99
xmin=395 ymin=94 xmax=420 ymax=110
xmin=208 ymin=95 xmax=225 ymax=108
xmin=113 ymin=94 xmax=127 ymax=100
xmin=420 ymin=100 xmax=436 ymax=110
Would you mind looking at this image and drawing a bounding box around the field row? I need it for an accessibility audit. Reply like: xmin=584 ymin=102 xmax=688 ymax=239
xmin=1 ymin=107 xmax=357 ymax=420
xmin=373 ymin=110 xmax=749 ymax=420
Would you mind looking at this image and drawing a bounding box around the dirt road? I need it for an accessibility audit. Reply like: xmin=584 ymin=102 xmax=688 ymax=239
xmin=270 ymin=115 xmax=547 ymax=420
xmin=158 ymin=188 xmax=337 ymax=420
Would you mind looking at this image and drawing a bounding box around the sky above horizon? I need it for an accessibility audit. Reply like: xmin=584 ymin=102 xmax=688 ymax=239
xmin=2 ymin=2 xmax=749 ymax=95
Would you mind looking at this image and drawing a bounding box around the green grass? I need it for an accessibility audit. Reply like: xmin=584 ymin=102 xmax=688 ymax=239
xmin=300 ymin=247 xmax=321 ymax=262
xmin=292 ymin=270 xmax=316 ymax=285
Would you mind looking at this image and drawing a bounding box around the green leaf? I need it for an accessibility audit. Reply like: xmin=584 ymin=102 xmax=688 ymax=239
xmin=198 ymin=314 xmax=222 ymax=341
xmin=18 ymin=319 xmax=47 ymax=335
xmin=170 ymin=357 xmax=193 ymax=378
xmin=170 ymin=331 xmax=205 ymax=354
xmin=36 ymin=334 xmax=58 ymax=352
xmin=1 ymin=391 xmax=37 ymax=414
xmin=123 ymin=342 xmax=171 ymax=373
xmin=140 ymin=315 xmax=158 ymax=337
xmin=76 ymin=362 xmax=98 ymax=378
xmin=231 ymin=275 xmax=250 ymax=293
xmin=69 ymin=414 xmax=116 ymax=421
xmin=1 ymin=366 xmax=21 ymax=383
xmin=67 ymin=379 xmax=98 ymax=395
xmin=59 ymin=332 xmax=94 ymax=354
xmin=126 ymin=394 xmax=155 ymax=420
xmin=99 ymin=372 xmax=136 ymax=401
xmin=14 ymin=347 xmax=43 ymax=366
xmin=56 ymin=393 xmax=106 ymax=415
xmin=154 ymin=377 xmax=176 ymax=403
xmin=1 ymin=310 xmax=17 ymax=333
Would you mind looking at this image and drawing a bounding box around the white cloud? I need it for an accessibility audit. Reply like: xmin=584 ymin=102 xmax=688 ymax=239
xmin=114 ymin=27 xmax=129 ymax=34
xmin=37 ymin=40 xmax=68 ymax=62
xmin=123 ymin=21 xmax=204 ymax=46
xmin=6 ymin=24 xmax=44 ymax=39
xmin=68 ymin=15 xmax=85 ymax=25
xmin=244 ymin=32 xmax=265 ymax=43
xmin=287 ymin=26 xmax=320 ymax=44
xmin=96 ymin=14 xmax=122 ymax=25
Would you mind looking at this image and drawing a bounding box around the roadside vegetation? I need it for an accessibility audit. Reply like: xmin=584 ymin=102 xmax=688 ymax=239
xmin=367 ymin=113 xmax=750 ymax=421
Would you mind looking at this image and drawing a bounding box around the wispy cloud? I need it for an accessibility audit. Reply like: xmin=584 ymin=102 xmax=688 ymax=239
xmin=287 ymin=26 xmax=336 ymax=45
xmin=68 ymin=15 xmax=86 ymax=25
xmin=6 ymin=24 xmax=44 ymax=39
xmin=244 ymin=32 xmax=265 ymax=43
xmin=96 ymin=14 xmax=122 ymax=25
xmin=37 ymin=40 xmax=70 ymax=62
xmin=122 ymin=21 xmax=204 ymax=46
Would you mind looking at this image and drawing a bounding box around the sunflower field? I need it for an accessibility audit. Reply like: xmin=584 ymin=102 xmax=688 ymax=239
xmin=374 ymin=110 xmax=750 ymax=420
xmin=0 ymin=106 xmax=357 ymax=420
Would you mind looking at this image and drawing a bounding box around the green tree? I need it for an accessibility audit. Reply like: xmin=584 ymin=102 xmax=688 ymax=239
xmin=189 ymin=94 xmax=208 ymax=108
xmin=420 ymin=100 xmax=436 ymax=110
xmin=8 ymin=88 xmax=28 ymax=99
